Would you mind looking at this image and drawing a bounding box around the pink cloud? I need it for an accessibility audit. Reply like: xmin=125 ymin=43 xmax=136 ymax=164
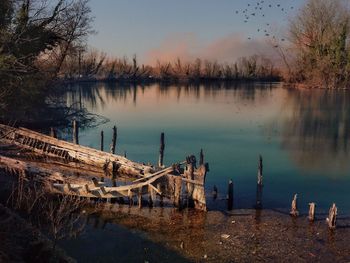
xmin=143 ymin=32 xmax=278 ymax=65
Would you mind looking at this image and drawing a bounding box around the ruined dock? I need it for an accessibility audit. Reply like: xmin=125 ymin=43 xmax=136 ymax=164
xmin=0 ymin=124 xmax=208 ymax=211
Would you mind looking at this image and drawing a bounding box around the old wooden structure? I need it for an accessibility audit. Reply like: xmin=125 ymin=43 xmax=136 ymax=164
xmin=0 ymin=124 xmax=208 ymax=211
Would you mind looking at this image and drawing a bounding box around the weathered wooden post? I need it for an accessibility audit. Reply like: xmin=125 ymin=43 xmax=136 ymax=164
xmin=72 ymin=119 xmax=79 ymax=144
xmin=255 ymin=184 xmax=263 ymax=209
xmin=185 ymin=155 xmax=196 ymax=207
xmin=111 ymin=125 xmax=117 ymax=154
xmin=227 ymin=179 xmax=234 ymax=210
xmin=50 ymin=127 xmax=57 ymax=138
xmin=199 ymin=149 xmax=204 ymax=165
xmin=157 ymin=183 xmax=164 ymax=206
xmin=212 ymin=185 xmax=218 ymax=200
xmin=100 ymin=130 xmax=104 ymax=151
xmin=128 ymin=189 xmax=133 ymax=207
xmin=174 ymin=176 xmax=182 ymax=208
xmin=138 ymin=187 xmax=143 ymax=209
xmin=148 ymin=185 xmax=155 ymax=208
xmin=158 ymin=132 xmax=165 ymax=167
xmin=257 ymin=155 xmax=263 ymax=186
xmin=290 ymin=194 xmax=299 ymax=217
xmin=326 ymin=203 xmax=337 ymax=229
xmin=308 ymin=202 xmax=316 ymax=222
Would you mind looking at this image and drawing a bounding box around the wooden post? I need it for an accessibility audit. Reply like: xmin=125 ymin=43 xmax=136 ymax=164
xmin=72 ymin=119 xmax=79 ymax=145
xmin=308 ymin=202 xmax=316 ymax=222
xmin=174 ymin=176 xmax=182 ymax=208
xmin=290 ymin=194 xmax=299 ymax=217
xmin=111 ymin=125 xmax=117 ymax=154
xmin=257 ymin=155 xmax=263 ymax=186
xmin=100 ymin=131 xmax=104 ymax=151
xmin=128 ymin=189 xmax=133 ymax=207
xmin=148 ymin=185 xmax=155 ymax=208
xmin=255 ymin=184 xmax=263 ymax=209
xmin=227 ymin=179 xmax=234 ymax=210
xmin=157 ymin=183 xmax=163 ymax=206
xmin=185 ymin=156 xmax=196 ymax=207
xmin=138 ymin=187 xmax=143 ymax=209
xmin=327 ymin=203 xmax=337 ymax=229
xmin=158 ymin=132 xmax=165 ymax=167
xmin=199 ymin=149 xmax=204 ymax=165
xmin=212 ymin=185 xmax=218 ymax=200
xmin=50 ymin=127 xmax=57 ymax=138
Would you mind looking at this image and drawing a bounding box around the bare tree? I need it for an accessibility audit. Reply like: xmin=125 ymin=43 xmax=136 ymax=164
xmin=288 ymin=0 xmax=350 ymax=88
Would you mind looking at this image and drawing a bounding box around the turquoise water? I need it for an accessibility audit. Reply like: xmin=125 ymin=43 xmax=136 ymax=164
xmin=63 ymin=82 xmax=350 ymax=214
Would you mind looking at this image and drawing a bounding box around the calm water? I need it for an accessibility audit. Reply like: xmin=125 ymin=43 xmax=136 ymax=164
xmin=63 ymin=82 xmax=350 ymax=214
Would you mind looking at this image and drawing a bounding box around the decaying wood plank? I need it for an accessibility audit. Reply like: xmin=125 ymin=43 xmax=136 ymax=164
xmin=0 ymin=124 xmax=153 ymax=177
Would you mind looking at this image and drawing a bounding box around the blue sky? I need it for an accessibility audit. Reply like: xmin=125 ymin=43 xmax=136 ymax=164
xmin=88 ymin=0 xmax=305 ymax=63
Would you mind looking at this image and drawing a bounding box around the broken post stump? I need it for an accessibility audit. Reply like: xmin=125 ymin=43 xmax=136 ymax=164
xmin=326 ymin=203 xmax=337 ymax=229
xmin=158 ymin=132 xmax=165 ymax=167
xmin=212 ymin=185 xmax=218 ymax=200
xmin=111 ymin=125 xmax=117 ymax=154
xmin=50 ymin=127 xmax=57 ymax=138
xmin=199 ymin=149 xmax=204 ymax=165
xmin=290 ymin=194 xmax=299 ymax=217
xmin=174 ymin=176 xmax=182 ymax=208
xmin=308 ymin=202 xmax=316 ymax=222
xmin=255 ymin=184 xmax=263 ymax=209
xmin=100 ymin=130 xmax=104 ymax=151
xmin=257 ymin=155 xmax=263 ymax=186
xmin=73 ymin=119 xmax=79 ymax=145
xmin=227 ymin=179 xmax=234 ymax=210
xmin=138 ymin=187 xmax=143 ymax=209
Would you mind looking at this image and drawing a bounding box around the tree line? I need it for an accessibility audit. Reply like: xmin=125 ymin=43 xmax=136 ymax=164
xmin=59 ymin=51 xmax=280 ymax=82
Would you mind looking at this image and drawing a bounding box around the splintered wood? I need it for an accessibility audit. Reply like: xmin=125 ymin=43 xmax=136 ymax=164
xmin=0 ymin=124 xmax=208 ymax=211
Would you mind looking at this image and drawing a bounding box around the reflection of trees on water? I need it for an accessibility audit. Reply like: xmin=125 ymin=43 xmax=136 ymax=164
xmin=65 ymin=81 xmax=277 ymax=111
xmin=280 ymin=89 xmax=350 ymax=175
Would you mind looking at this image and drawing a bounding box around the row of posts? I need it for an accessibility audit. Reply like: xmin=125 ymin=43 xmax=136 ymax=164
xmin=222 ymin=155 xmax=339 ymax=230
xmin=51 ymin=121 xmax=168 ymax=167
xmin=58 ymin=121 xmax=340 ymax=229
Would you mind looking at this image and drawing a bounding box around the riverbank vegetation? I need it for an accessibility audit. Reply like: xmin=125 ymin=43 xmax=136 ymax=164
xmin=59 ymin=51 xmax=280 ymax=82
xmin=286 ymin=0 xmax=350 ymax=89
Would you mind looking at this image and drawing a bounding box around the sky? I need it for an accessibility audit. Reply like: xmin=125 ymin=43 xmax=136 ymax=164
xmin=88 ymin=0 xmax=306 ymax=64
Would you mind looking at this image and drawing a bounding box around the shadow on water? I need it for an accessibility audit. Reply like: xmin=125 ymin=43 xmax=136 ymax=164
xmin=59 ymin=212 xmax=194 ymax=263
xmin=278 ymin=88 xmax=350 ymax=176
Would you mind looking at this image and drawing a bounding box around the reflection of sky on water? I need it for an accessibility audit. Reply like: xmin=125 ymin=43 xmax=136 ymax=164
xmin=63 ymin=82 xmax=350 ymax=212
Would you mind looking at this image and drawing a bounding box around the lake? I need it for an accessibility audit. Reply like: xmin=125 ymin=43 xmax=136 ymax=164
xmin=62 ymin=81 xmax=350 ymax=214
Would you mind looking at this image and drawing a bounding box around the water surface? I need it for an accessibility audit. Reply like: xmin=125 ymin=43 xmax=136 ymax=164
xmin=63 ymin=82 xmax=350 ymax=214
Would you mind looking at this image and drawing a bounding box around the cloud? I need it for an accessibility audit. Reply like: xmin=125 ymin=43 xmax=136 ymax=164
xmin=143 ymin=32 xmax=277 ymax=65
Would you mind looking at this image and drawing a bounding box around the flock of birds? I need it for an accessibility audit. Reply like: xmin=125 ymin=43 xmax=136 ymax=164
xmin=235 ymin=0 xmax=297 ymax=46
